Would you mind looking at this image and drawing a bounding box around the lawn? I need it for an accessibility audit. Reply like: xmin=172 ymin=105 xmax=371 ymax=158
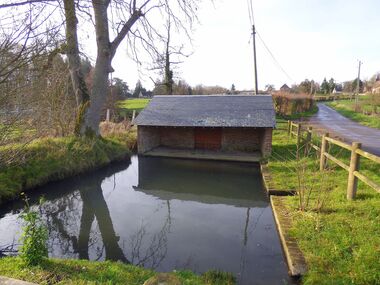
xmin=269 ymin=120 xmax=380 ymax=284
xmin=118 ymin=98 xmax=150 ymax=117
xmin=0 ymin=257 xmax=235 ymax=285
xmin=327 ymin=96 xmax=380 ymax=129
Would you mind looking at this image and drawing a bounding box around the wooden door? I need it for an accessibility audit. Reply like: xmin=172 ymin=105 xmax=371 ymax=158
xmin=194 ymin=128 xmax=222 ymax=150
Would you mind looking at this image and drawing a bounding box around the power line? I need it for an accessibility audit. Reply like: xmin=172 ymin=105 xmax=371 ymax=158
xmin=246 ymin=0 xmax=253 ymax=26
xmin=255 ymin=29 xmax=295 ymax=83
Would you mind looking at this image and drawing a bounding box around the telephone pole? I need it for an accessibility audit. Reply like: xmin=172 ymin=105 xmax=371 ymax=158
xmin=355 ymin=60 xmax=362 ymax=110
xmin=252 ymin=24 xmax=258 ymax=95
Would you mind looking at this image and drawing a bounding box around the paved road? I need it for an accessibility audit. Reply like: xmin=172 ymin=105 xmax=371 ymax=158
xmin=303 ymin=103 xmax=380 ymax=156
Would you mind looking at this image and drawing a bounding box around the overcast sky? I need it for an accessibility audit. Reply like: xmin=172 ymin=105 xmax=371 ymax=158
xmin=110 ymin=0 xmax=380 ymax=91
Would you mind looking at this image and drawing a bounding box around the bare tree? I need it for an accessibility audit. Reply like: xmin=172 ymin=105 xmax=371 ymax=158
xmin=66 ymin=0 xmax=200 ymax=135
xmin=1 ymin=0 xmax=200 ymax=136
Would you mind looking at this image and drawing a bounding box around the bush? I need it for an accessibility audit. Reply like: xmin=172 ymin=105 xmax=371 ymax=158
xmin=19 ymin=195 xmax=48 ymax=266
xmin=272 ymin=91 xmax=314 ymax=116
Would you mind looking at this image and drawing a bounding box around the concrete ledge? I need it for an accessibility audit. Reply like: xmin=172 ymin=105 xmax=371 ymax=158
xmin=144 ymin=147 xmax=262 ymax=162
xmin=271 ymin=196 xmax=307 ymax=277
xmin=0 ymin=277 xmax=38 ymax=285
xmin=260 ymin=162 xmax=307 ymax=277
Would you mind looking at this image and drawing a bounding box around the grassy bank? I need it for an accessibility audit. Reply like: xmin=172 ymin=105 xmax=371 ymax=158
xmin=0 ymin=257 xmax=234 ymax=285
xmin=269 ymin=120 xmax=380 ymax=284
xmin=327 ymin=99 xmax=380 ymax=129
xmin=0 ymin=129 xmax=136 ymax=204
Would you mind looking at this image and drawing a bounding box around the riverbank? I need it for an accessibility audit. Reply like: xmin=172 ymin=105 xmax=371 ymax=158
xmin=327 ymin=100 xmax=380 ymax=129
xmin=0 ymin=257 xmax=234 ymax=285
xmin=0 ymin=128 xmax=137 ymax=205
xmin=268 ymin=120 xmax=380 ymax=284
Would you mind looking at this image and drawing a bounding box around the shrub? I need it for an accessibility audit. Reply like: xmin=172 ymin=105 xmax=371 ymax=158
xmin=272 ymin=91 xmax=314 ymax=116
xmin=19 ymin=195 xmax=48 ymax=266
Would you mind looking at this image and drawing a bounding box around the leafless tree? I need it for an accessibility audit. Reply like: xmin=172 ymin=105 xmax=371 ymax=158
xmin=1 ymin=0 xmax=201 ymax=136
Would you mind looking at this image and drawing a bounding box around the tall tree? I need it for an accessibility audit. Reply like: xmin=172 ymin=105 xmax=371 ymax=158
xmin=320 ymin=78 xmax=330 ymax=94
xmin=328 ymin=78 xmax=336 ymax=93
xmin=2 ymin=0 xmax=200 ymax=136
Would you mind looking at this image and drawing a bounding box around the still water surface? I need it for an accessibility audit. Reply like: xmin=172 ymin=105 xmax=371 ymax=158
xmin=0 ymin=156 xmax=295 ymax=285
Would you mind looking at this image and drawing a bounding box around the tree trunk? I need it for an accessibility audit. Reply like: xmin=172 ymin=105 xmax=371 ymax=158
xmin=80 ymin=1 xmax=141 ymax=136
xmin=63 ymin=0 xmax=90 ymax=136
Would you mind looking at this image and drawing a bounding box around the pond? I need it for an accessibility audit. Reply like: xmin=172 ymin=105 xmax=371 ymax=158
xmin=0 ymin=156 xmax=295 ymax=285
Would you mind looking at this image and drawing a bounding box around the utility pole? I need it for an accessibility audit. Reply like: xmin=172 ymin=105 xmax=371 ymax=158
xmin=355 ymin=60 xmax=362 ymax=110
xmin=252 ymin=24 xmax=258 ymax=95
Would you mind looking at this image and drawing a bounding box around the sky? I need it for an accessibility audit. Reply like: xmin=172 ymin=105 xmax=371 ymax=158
xmin=108 ymin=0 xmax=380 ymax=91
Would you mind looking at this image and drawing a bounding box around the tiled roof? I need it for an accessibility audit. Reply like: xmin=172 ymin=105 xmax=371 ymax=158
xmin=134 ymin=95 xmax=276 ymax=128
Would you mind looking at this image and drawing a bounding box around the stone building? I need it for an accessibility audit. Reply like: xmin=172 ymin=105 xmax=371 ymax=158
xmin=134 ymin=95 xmax=275 ymax=161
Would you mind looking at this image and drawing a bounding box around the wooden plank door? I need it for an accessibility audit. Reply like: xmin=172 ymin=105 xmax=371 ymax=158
xmin=194 ymin=128 xmax=222 ymax=150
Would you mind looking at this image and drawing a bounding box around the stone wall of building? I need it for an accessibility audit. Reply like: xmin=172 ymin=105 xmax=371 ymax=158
xmin=260 ymin=128 xmax=273 ymax=157
xmin=221 ymin=128 xmax=261 ymax=152
xmin=138 ymin=126 xmax=273 ymax=156
xmin=137 ymin=126 xmax=160 ymax=153
xmin=160 ymin=127 xmax=195 ymax=149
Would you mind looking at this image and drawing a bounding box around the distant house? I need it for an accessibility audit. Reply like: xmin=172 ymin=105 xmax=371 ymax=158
xmin=134 ymin=95 xmax=275 ymax=161
xmin=280 ymin=84 xmax=291 ymax=92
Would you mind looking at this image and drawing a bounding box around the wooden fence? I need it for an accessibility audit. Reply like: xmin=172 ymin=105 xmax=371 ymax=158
xmin=287 ymin=121 xmax=380 ymax=200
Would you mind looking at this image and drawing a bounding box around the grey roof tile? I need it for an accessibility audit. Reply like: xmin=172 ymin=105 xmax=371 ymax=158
xmin=134 ymin=95 xmax=276 ymax=128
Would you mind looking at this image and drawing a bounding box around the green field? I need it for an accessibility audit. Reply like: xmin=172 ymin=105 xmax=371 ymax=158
xmin=327 ymin=96 xmax=380 ymax=129
xmin=118 ymin=98 xmax=150 ymax=117
xmin=269 ymin=120 xmax=380 ymax=284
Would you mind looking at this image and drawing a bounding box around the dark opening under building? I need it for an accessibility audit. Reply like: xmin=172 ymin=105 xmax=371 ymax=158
xmin=134 ymin=95 xmax=276 ymax=162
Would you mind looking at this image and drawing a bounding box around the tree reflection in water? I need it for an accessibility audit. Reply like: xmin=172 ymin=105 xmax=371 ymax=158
xmin=35 ymin=160 xmax=170 ymax=268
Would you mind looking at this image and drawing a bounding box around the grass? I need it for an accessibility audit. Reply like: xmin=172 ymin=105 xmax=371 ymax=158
xmin=276 ymin=105 xmax=319 ymax=121
xmin=0 ymin=129 xmax=137 ymax=205
xmin=269 ymin=119 xmax=380 ymax=284
xmin=0 ymin=257 xmax=235 ymax=285
xmin=327 ymin=98 xmax=380 ymax=129
xmin=118 ymin=98 xmax=150 ymax=117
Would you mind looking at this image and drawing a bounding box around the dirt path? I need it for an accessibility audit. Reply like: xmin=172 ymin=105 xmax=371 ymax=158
xmin=302 ymin=103 xmax=380 ymax=156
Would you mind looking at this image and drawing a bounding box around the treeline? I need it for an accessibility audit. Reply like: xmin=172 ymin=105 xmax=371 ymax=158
xmin=152 ymin=79 xmax=230 ymax=95
xmin=275 ymin=73 xmax=380 ymax=95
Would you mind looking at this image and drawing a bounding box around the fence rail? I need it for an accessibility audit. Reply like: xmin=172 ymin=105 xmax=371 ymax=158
xmin=286 ymin=120 xmax=380 ymax=199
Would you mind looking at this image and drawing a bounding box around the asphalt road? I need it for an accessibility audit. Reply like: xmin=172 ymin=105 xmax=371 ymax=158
xmin=305 ymin=103 xmax=380 ymax=156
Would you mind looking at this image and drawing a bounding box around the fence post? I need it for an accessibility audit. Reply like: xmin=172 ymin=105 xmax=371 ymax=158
xmin=296 ymin=124 xmax=302 ymax=159
xmin=304 ymin=126 xmax=312 ymax=156
xmin=347 ymin=142 xmax=362 ymax=200
xmin=287 ymin=120 xmax=291 ymax=136
xmin=319 ymin=133 xmax=329 ymax=171
xmin=131 ymin=110 xmax=136 ymax=124
xmin=106 ymin=109 xmax=110 ymax=122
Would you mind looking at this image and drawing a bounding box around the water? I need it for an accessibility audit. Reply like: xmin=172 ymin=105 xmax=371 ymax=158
xmin=0 ymin=156 xmax=295 ymax=285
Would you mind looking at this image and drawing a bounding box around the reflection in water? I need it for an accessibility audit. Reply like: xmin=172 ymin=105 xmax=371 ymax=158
xmin=0 ymin=156 xmax=294 ymax=285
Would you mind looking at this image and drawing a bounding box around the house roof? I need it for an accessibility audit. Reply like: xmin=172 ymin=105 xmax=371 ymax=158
xmin=134 ymin=95 xmax=276 ymax=128
xmin=280 ymin=84 xmax=290 ymax=90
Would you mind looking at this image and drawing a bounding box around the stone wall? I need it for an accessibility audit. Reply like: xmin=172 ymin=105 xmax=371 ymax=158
xmin=137 ymin=126 xmax=160 ymax=153
xmin=260 ymin=128 xmax=273 ymax=157
xmin=160 ymin=127 xmax=194 ymax=149
xmin=137 ymin=126 xmax=273 ymax=156
xmin=221 ymin=128 xmax=261 ymax=152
